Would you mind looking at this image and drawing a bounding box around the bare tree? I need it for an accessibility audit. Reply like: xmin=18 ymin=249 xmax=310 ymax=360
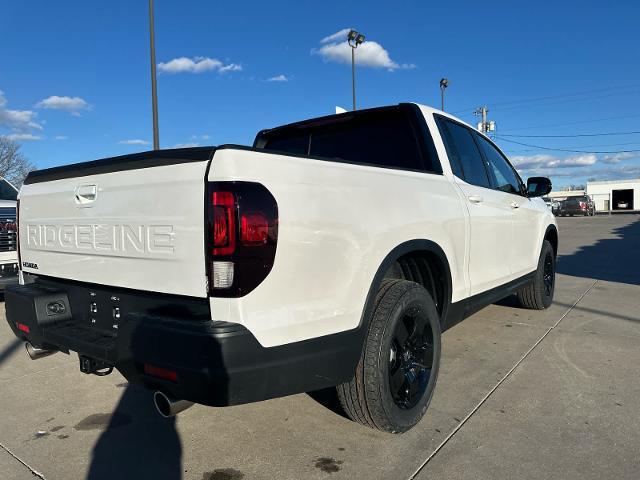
xmin=0 ymin=136 xmax=36 ymax=186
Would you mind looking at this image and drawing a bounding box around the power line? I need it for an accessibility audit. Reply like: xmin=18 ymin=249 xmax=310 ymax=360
xmin=499 ymin=131 xmax=640 ymax=138
xmin=450 ymin=82 xmax=640 ymax=115
xmin=498 ymin=113 xmax=640 ymax=132
xmin=488 ymin=83 xmax=640 ymax=108
xmin=490 ymin=89 xmax=640 ymax=113
xmin=494 ymin=136 xmax=640 ymax=154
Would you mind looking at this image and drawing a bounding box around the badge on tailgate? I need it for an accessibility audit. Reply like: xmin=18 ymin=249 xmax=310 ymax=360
xmin=74 ymin=183 xmax=98 ymax=207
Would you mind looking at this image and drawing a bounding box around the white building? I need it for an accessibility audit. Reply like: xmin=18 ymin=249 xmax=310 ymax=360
xmin=586 ymin=179 xmax=640 ymax=212
xmin=548 ymin=189 xmax=585 ymax=201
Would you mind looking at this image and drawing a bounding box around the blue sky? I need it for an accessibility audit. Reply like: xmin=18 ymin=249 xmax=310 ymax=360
xmin=1 ymin=0 xmax=639 ymax=187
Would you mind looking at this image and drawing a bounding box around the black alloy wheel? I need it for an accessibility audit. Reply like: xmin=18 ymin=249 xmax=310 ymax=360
xmin=337 ymin=279 xmax=441 ymax=433
xmin=388 ymin=311 xmax=434 ymax=410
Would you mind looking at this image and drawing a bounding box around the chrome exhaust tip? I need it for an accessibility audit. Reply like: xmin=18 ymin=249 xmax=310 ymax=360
xmin=25 ymin=342 xmax=57 ymax=360
xmin=153 ymin=391 xmax=194 ymax=418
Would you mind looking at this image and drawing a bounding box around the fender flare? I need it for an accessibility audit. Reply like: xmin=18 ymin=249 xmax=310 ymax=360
xmin=543 ymin=224 xmax=559 ymax=257
xmin=357 ymin=239 xmax=453 ymax=331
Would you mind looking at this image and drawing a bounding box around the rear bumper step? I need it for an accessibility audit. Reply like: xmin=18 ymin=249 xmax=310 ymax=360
xmin=4 ymin=279 xmax=360 ymax=407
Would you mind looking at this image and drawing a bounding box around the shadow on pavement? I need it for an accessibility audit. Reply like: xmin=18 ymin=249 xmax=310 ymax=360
xmin=552 ymin=301 xmax=639 ymax=324
xmin=0 ymin=338 xmax=21 ymax=365
xmin=556 ymin=216 xmax=640 ymax=285
xmin=86 ymin=384 xmax=182 ymax=480
xmin=307 ymin=387 xmax=348 ymax=419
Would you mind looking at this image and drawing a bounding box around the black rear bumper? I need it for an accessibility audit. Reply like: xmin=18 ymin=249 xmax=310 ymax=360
xmin=4 ymin=277 xmax=361 ymax=407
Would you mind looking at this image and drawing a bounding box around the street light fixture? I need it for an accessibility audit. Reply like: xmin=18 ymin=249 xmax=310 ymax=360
xmin=347 ymin=29 xmax=365 ymax=111
xmin=439 ymin=78 xmax=449 ymax=111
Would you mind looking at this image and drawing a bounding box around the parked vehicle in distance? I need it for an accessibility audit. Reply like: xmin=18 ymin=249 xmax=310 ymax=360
xmin=0 ymin=178 xmax=19 ymax=289
xmin=5 ymin=103 xmax=558 ymax=433
xmin=542 ymin=196 xmax=560 ymax=215
xmin=617 ymin=201 xmax=629 ymax=209
xmin=559 ymin=195 xmax=595 ymax=216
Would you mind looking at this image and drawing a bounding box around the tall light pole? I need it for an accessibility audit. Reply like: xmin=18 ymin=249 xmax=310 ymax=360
xmin=149 ymin=0 xmax=160 ymax=150
xmin=347 ymin=29 xmax=365 ymax=111
xmin=439 ymin=78 xmax=449 ymax=111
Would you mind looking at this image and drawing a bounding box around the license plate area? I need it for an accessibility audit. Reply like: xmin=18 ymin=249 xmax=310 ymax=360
xmin=79 ymin=290 xmax=122 ymax=338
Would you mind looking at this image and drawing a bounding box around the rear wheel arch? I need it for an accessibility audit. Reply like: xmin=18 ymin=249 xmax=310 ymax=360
xmin=544 ymin=224 xmax=559 ymax=258
xmin=358 ymin=240 xmax=453 ymax=331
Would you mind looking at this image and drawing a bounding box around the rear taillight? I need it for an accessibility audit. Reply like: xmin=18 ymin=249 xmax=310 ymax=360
xmin=207 ymin=182 xmax=278 ymax=297
xmin=579 ymin=201 xmax=586 ymax=209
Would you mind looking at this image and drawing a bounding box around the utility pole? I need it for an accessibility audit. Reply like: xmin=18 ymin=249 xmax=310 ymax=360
xmin=149 ymin=0 xmax=160 ymax=150
xmin=474 ymin=105 xmax=495 ymax=134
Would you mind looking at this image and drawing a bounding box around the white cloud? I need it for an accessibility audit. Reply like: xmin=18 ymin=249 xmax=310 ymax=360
xmin=190 ymin=134 xmax=210 ymax=141
xmin=602 ymin=152 xmax=638 ymax=164
xmin=511 ymin=153 xmax=597 ymax=170
xmin=313 ymin=29 xmax=415 ymax=70
xmin=218 ymin=63 xmax=242 ymax=74
xmin=267 ymin=74 xmax=288 ymax=82
xmin=158 ymin=56 xmax=242 ymax=74
xmin=0 ymin=90 xmax=42 ymax=132
xmin=320 ymin=28 xmax=353 ymax=44
xmin=173 ymin=142 xmax=200 ymax=148
xmin=597 ymin=164 xmax=640 ymax=179
xmin=5 ymin=133 xmax=41 ymax=141
xmin=118 ymin=139 xmax=150 ymax=146
xmin=54 ymin=135 xmax=68 ymax=140
xmin=36 ymin=96 xmax=90 ymax=116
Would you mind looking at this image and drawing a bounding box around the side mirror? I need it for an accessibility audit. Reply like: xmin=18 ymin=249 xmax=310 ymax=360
xmin=527 ymin=177 xmax=552 ymax=197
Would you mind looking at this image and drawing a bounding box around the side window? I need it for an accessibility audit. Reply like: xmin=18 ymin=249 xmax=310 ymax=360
xmin=474 ymin=134 xmax=522 ymax=196
xmin=436 ymin=119 xmax=491 ymax=188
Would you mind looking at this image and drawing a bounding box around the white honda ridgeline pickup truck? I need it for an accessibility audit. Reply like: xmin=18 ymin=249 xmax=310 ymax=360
xmin=6 ymin=103 xmax=557 ymax=433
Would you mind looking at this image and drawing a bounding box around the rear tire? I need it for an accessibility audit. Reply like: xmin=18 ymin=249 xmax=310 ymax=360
xmin=517 ymin=240 xmax=555 ymax=310
xmin=337 ymin=279 xmax=441 ymax=433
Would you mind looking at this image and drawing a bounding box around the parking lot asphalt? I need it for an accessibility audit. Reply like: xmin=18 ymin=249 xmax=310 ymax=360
xmin=1 ymin=214 xmax=639 ymax=480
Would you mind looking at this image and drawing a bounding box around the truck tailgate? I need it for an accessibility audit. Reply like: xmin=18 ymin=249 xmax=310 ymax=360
xmin=18 ymin=149 xmax=214 ymax=298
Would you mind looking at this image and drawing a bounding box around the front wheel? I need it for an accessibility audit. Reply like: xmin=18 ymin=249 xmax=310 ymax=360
xmin=337 ymin=279 xmax=441 ymax=433
xmin=517 ymin=240 xmax=556 ymax=309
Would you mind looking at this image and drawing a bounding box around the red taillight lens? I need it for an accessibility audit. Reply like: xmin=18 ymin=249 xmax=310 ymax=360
xmin=241 ymin=212 xmax=268 ymax=245
xmin=579 ymin=202 xmax=586 ymax=209
xmin=213 ymin=206 xmax=228 ymax=246
xmin=144 ymin=364 xmax=178 ymax=382
xmin=212 ymin=191 xmax=235 ymax=256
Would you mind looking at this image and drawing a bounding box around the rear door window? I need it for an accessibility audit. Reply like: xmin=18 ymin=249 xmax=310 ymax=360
xmin=436 ymin=118 xmax=491 ymax=188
